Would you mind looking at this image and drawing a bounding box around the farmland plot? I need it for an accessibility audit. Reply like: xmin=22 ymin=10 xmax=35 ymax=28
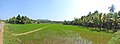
xmin=4 ymin=24 xmax=112 ymax=44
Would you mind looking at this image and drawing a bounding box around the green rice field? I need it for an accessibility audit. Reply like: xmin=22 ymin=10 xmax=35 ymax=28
xmin=4 ymin=24 xmax=112 ymax=44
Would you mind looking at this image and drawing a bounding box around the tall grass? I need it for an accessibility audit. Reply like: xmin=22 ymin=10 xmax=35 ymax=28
xmin=3 ymin=25 xmax=20 ymax=44
xmin=107 ymin=31 xmax=120 ymax=44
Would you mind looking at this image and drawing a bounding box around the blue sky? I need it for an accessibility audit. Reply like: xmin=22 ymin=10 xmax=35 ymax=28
xmin=0 ymin=0 xmax=120 ymax=21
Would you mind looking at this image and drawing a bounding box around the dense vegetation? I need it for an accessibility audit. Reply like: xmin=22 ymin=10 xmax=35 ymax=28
xmin=63 ymin=5 xmax=120 ymax=33
xmin=63 ymin=10 xmax=120 ymax=33
xmin=6 ymin=14 xmax=34 ymax=24
xmin=6 ymin=15 xmax=63 ymax=24
xmin=4 ymin=24 xmax=112 ymax=44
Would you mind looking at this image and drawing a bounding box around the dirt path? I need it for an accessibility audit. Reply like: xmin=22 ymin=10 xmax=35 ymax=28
xmin=13 ymin=26 xmax=49 ymax=36
xmin=0 ymin=22 xmax=5 ymax=44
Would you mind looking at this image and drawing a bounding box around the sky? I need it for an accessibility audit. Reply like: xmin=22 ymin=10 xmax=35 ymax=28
xmin=0 ymin=0 xmax=120 ymax=21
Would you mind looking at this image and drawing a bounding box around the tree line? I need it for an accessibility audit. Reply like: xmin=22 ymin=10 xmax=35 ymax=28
xmin=6 ymin=14 xmax=63 ymax=24
xmin=6 ymin=14 xmax=34 ymax=24
xmin=63 ymin=10 xmax=120 ymax=33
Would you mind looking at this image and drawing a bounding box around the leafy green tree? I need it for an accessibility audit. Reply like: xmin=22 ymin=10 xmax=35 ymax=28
xmin=8 ymin=16 xmax=16 ymax=24
xmin=16 ymin=14 xmax=21 ymax=24
xmin=7 ymin=14 xmax=34 ymax=24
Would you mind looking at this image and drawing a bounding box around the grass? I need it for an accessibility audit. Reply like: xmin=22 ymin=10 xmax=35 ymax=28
xmin=4 ymin=24 xmax=113 ymax=44
xmin=7 ymin=24 xmax=49 ymax=34
xmin=3 ymin=25 xmax=20 ymax=44
xmin=107 ymin=31 xmax=120 ymax=44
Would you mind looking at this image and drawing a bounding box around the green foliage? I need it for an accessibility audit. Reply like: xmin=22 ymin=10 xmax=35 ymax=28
xmin=7 ymin=14 xmax=33 ymax=24
xmin=6 ymin=15 xmax=63 ymax=24
xmin=108 ymin=31 xmax=120 ymax=44
xmin=63 ymin=10 xmax=120 ymax=33
xmin=63 ymin=20 xmax=72 ymax=25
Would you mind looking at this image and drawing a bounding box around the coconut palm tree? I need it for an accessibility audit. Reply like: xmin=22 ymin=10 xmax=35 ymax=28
xmin=108 ymin=4 xmax=115 ymax=15
xmin=113 ymin=12 xmax=118 ymax=32
xmin=98 ymin=13 xmax=102 ymax=30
